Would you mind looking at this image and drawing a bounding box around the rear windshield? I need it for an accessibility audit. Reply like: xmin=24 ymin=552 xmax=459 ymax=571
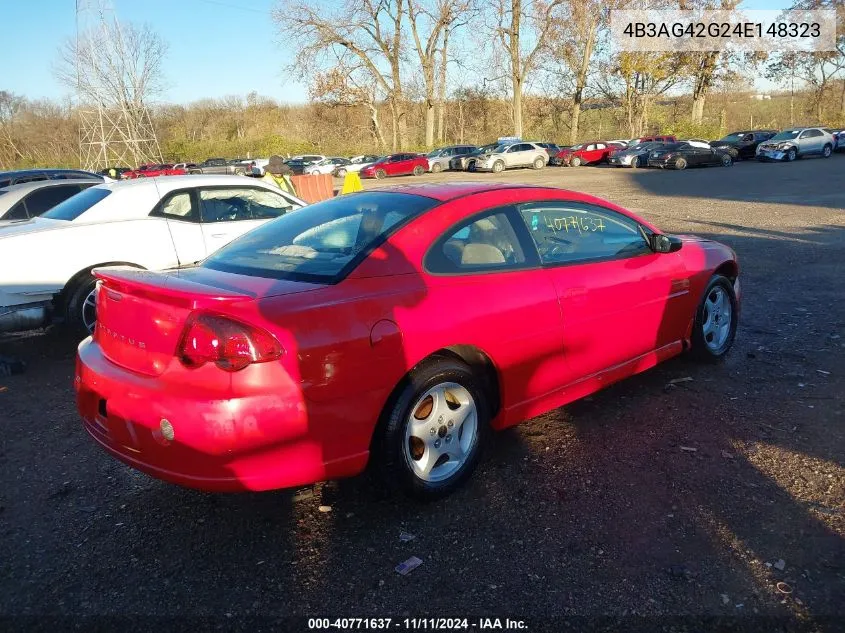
xmin=203 ymin=191 xmax=438 ymax=282
xmin=42 ymin=187 xmax=111 ymax=221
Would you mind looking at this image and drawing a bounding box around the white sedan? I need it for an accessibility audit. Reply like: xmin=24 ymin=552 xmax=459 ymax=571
xmin=303 ymin=157 xmax=352 ymax=175
xmin=0 ymin=175 xmax=304 ymax=335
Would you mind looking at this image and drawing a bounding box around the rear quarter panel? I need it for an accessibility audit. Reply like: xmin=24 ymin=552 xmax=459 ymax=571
xmin=0 ymin=219 xmax=179 ymax=300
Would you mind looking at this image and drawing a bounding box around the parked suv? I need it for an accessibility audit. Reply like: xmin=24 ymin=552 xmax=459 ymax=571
xmin=756 ymin=127 xmax=835 ymax=161
xmin=426 ymin=145 xmax=478 ymax=172
xmin=469 ymin=142 xmax=548 ymax=172
xmin=710 ymin=130 xmax=777 ymax=160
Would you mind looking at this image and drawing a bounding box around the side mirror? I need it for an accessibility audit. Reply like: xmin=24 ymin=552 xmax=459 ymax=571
xmin=651 ymin=234 xmax=683 ymax=253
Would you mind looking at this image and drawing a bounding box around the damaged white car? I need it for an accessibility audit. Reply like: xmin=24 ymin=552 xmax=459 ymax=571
xmin=0 ymin=175 xmax=304 ymax=335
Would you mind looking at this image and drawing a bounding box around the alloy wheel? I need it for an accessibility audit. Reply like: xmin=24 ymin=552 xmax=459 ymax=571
xmin=701 ymin=286 xmax=733 ymax=352
xmin=403 ymin=382 xmax=478 ymax=483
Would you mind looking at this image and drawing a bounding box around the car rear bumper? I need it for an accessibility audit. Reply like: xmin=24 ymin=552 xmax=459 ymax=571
xmin=75 ymin=338 xmax=369 ymax=492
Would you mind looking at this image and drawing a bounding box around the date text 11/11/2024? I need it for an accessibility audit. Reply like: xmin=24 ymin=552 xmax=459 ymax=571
xmin=307 ymin=618 xmax=528 ymax=630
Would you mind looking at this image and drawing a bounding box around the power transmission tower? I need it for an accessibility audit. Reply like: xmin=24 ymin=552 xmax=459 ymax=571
xmin=75 ymin=0 xmax=162 ymax=170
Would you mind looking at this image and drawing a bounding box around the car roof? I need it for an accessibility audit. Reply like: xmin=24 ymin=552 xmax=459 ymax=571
xmin=0 ymin=178 xmax=101 ymax=194
xmin=367 ymin=182 xmax=559 ymax=202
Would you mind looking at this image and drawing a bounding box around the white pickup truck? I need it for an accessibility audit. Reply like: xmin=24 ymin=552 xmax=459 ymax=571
xmin=0 ymin=175 xmax=304 ymax=335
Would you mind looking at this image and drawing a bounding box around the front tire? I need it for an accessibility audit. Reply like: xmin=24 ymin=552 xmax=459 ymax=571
xmin=674 ymin=157 xmax=687 ymax=170
xmin=630 ymin=156 xmax=641 ymax=169
xmin=492 ymin=160 xmax=504 ymax=173
xmin=786 ymin=148 xmax=797 ymax=161
xmin=431 ymin=162 xmax=443 ymax=173
xmin=374 ymin=357 xmax=490 ymax=500
xmin=375 ymin=168 xmax=387 ymax=179
xmin=721 ymin=154 xmax=732 ymax=167
xmin=691 ymin=275 xmax=738 ymax=362
xmin=570 ymin=156 xmax=582 ymax=167
xmin=336 ymin=168 xmax=347 ymax=178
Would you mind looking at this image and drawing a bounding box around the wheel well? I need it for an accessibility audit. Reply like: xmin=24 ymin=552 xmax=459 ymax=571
xmin=714 ymin=261 xmax=738 ymax=283
xmin=433 ymin=345 xmax=501 ymax=418
xmin=58 ymin=262 xmax=146 ymax=309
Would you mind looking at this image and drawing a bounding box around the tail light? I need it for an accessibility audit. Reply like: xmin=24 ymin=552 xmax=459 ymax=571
xmin=177 ymin=313 xmax=282 ymax=372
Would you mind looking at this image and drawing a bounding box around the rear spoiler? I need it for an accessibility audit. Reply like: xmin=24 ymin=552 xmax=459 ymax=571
xmin=93 ymin=266 xmax=254 ymax=309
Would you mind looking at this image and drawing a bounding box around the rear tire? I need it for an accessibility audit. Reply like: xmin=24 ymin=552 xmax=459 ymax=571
xmin=374 ymin=357 xmax=490 ymax=500
xmin=413 ymin=165 xmax=425 ymax=176
xmin=823 ymin=144 xmax=832 ymax=158
xmin=532 ymin=156 xmax=545 ymax=170
xmin=690 ymin=275 xmax=738 ymax=362
xmin=336 ymin=168 xmax=347 ymax=178
xmin=64 ymin=273 xmax=98 ymax=338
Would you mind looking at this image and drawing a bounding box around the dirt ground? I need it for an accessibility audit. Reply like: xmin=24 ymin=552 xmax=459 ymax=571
xmin=1 ymin=157 xmax=843 ymax=631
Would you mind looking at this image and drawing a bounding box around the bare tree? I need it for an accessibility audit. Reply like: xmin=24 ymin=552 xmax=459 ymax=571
xmin=490 ymin=0 xmax=563 ymax=137
xmin=407 ymin=0 xmax=474 ymax=148
xmin=600 ymin=52 xmax=687 ymax=137
xmin=275 ymin=0 xmax=409 ymax=150
xmin=310 ymin=66 xmax=388 ymax=149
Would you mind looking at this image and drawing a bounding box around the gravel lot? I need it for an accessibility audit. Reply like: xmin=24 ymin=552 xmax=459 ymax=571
xmin=1 ymin=157 xmax=843 ymax=630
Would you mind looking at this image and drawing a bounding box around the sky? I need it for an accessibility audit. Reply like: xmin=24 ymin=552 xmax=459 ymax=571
xmin=2 ymin=0 xmax=793 ymax=106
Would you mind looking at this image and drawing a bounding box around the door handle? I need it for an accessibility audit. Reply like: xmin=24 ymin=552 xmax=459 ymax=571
xmin=210 ymin=233 xmax=226 ymax=238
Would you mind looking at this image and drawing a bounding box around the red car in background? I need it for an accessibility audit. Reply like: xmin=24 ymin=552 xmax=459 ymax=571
xmin=557 ymin=141 xmax=626 ymax=166
xmin=76 ymin=183 xmax=740 ymax=499
xmin=359 ymin=153 xmax=428 ymax=179
xmin=122 ymin=164 xmax=187 ymax=179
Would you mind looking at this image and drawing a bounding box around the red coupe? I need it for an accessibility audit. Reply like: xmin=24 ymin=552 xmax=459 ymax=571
xmin=558 ymin=142 xmax=625 ymax=167
xmin=76 ymin=183 xmax=740 ymax=499
xmin=123 ymin=164 xmax=187 ymax=179
xmin=359 ymin=153 xmax=429 ymax=179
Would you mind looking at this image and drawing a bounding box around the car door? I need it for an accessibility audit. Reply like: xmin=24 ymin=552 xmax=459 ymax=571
xmin=798 ymin=129 xmax=821 ymax=154
xmin=517 ymin=200 xmax=691 ymax=379
xmin=423 ymin=206 xmax=567 ymax=414
xmin=151 ymin=189 xmax=207 ymax=266
xmin=580 ymin=144 xmax=598 ymax=163
xmin=198 ymin=185 xmax=297 ymax=254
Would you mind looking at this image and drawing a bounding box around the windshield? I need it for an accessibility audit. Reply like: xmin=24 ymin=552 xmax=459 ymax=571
xmin=718 ymin=133 xmax=745 ymax=142
xmin=473 ymin=144 xmax=498 ymax=155
xmin=42 ymin=187 xmax=111 ymax=221
xmin=569 ymin=144 xmax=585 ymax=151
xmin=771 ymin=130 xmax=801 ymax=141
xmin=629 ymin=142 xmax=659 ymax=151
xmin=203 ymin=191 xmax=438 ymax=282
xmin=426 ymin=149 xmax=445 ymax=158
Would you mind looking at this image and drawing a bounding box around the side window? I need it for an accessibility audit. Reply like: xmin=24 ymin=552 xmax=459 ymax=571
xmin=586 ymin=144 xmax=596 ymax=151
xmin=4 ymin=201 xmax=28 ymax=220
xmin=426 ymin=210 xmax=527 ymax=273
xmin=811 ymin=129 xmax=824 ymax=138
xmin=155 ymin=191 xmax=198 ymax=222
xmin=243 ymin=188 xmax=295 ymax=219
xmin=596 ymin=143 xmax=606 ymax=150
xmin=742 ymin=134 xmax=754 ymax=142
xmin=23 ymin=185 xmax=82 ymax=216
xmin=199 ymin=187 xmax=293 ymax=222
xmin=519 ymin=202 xmax=651 ymax=265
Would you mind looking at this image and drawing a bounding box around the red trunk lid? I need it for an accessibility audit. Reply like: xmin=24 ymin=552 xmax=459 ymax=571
xmin=94 ymin=268 xmax=257 ymax=376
